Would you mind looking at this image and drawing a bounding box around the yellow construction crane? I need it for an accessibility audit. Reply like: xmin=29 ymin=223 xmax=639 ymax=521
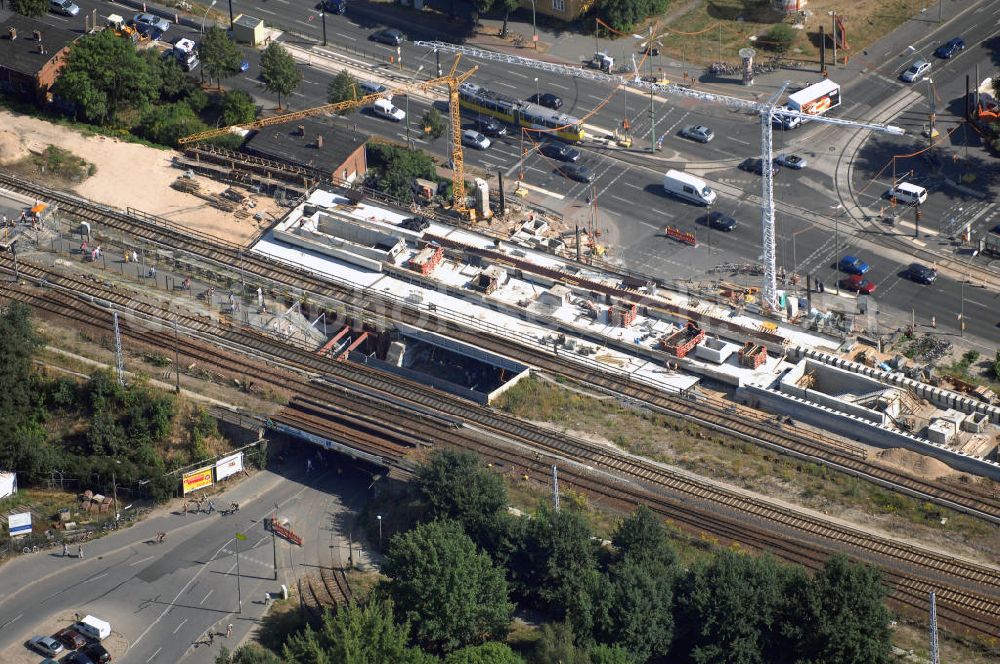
xmin=178 ymin=56 xmax=478 ymax=217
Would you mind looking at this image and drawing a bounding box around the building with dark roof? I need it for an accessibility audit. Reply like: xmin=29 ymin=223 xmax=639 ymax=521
xmin=244 ymin=118 xmax=368 ymax=185
xmin=0 ymin=16 xmax=78 ymax=104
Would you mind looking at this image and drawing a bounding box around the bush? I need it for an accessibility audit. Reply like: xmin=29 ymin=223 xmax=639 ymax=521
xmin=135 ymin=102 xmax=209 ymax=147
xmin=763 ymin=23 xmax=797 ymax=53
xmin=221 ymin=90 xmax=257 ymax=126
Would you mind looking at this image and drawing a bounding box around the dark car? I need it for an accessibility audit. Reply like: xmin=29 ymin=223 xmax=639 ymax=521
xmin=131 ymin=22 xmax=163 ymax=41
xmin=934 ymin=37 xmax=965 ymax=58
xmin=472 ymin=116 xmax=507 ymax=137
xmin=370 ymin=28 xmax=404 ymax=46
xmin=81 ymin=643 xmax=112 ymax=664
xmin=539 ymin=142 xmax=580 ymax=162
xmin=321 ymin=0 xmax=346 ymax=14
xmin=839 ymin=274 xmax=877 ymax=294
xmin=739 ymin=157 xmax=779 ymax=177
xmin=527 ymin=93 xmax=562 ymax=109
xmin=556 ymin=163 xmax=594 ymax=183
xmin=53 ymin=628 xmax=87 ymax=651
xmin=905 ymin=262 xmax=937 ymax=284
xmin=837 ymin=255 xmax=870 ymax=275
xmin=63 ymin=652 xmax=97 ymax=664
xmin=702 ymin=211 xmax=737 ymax=232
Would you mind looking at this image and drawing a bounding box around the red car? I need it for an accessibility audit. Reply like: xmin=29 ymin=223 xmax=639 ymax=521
xmin=53 ymin=628 xmax=87 ymax=650
xmin=839 ymin=274 xmax=876 ymax=294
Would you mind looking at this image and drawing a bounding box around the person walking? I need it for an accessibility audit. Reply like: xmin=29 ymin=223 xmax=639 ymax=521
xmin=208 ymin=631 xmax=214 ymax=645
xmin=62 ymin=542 xmax=68 ymax=557
xmin=263 ymin=593 xmax=271 ymax=607
xmin=208 ymin=500 xmax=215 ymax=514
xmin=78 ymin=543 xmax=84 ymax=559
xmin=131 ymin=250 xmax=139 ymax=264
xmin=306 ymin=459 xmax=313 ymax=473
xmin=226 ymin=623 xmax=233 ymax=638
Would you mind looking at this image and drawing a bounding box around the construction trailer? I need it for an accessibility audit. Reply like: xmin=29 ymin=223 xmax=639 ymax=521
xmin=739 ymin=342 xmax=768 ymax=369
xmin=659 ymin=322 xmax=705 ymax=358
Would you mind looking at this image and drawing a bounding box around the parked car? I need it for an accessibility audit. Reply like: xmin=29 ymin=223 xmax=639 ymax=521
xmin=471 ymin=116 xmax=506 ymax=137
xmin=53 ymin=629 xmax=87 ymax=651
xmin=358 ymin=80 xmax=387 ymax=96
xmin=321 ymin=0 xmax=346 ymax=14
xmin=679 ymin=125 xmax=714 ymax=143
xmin=771 ymin=105 xmax=801 ymax=129
xmin=132 ymin=12 xmax=170 ymax=32
xmin=81 ymin=643 xmax=112 ymax=664
xmin=370 ymin=28 xmax=404 ymax=46
xmin=934 ymin=37 xmax=965 ymax=58
xmin=49 ymin=0 xmax=79 ymax=16
xmin=702 ymin=211 xmax=737 ymax=232
xmin=27 ymin=636 xmax=64 ymax=657
xmin=739 ymin=157 xmax=779 ymax=177
xmin=839 ymin=274 xmax=877 ymax=294
xmin=901 ymin=58 xmax=931 ymax=82
xmin=371 ymin=98 xmax=405 ymax=122
xmin=905 ymin=262 xmax=937 ymax=284
xmin=63 ymin=652 xmax=97 ymax=664
xmin=556 ymin=163 xmax=594 ymax=183
xmin=132 ymin=22 xmax=163 ymax=41
xmin=527 ymin=93 xmax=562 ymax=109
xmin=837 ymin=255 xmax=870 ymax=275
xmin=775 ymin=153 xmax=807 ymax=169
xmin=539 ymin=142 xmax=580 ymax=162
xmin=461 ymin=130 xmax=491 ymax=150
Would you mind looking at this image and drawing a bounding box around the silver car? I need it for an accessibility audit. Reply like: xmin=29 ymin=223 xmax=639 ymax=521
xmin=133 ymin=12 xmax=171 ymax=32
xmin=49 ymin=0 xmax=79 ymax=16
xmin=901 ymin=58 xmax=931 ymax=82
xmin=28 ymin=636 xmax=64 ymax=658
xmin=461 ymin=130 xmax=490 ymax=150
xmin=679 ymin=125 xmax=714 ymax=143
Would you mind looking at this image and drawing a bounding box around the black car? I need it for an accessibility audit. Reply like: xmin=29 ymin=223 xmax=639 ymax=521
xmin=556 ymin=163 xmax=593 ymax=183
xmin=905 ymin=263 xmax=937 ymax=284
xmin=739 ymin=157 xmax=780 ymax=177
xmin=472 ymin=116 xmax=507 ymax=137
xmin=81 ymin=643 xmax=111 ymax=664
xmin=527 ymin=93 xmax=563 ymax=110
xmin=370 ymin=28 xmax=404 ymax=46
xmin=934 ymin=37 xmax=965 ymax=58
xmin=539 ymin=142 xmax=580 ymax=162
xmin=63 ymin=652 xmax=97 ymax=664
xmin=702 ymin=211 xmax=737 ymax=232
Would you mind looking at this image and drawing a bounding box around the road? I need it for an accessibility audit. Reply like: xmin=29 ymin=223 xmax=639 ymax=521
xmin=0 ymin=452 xmax=376 ymax=664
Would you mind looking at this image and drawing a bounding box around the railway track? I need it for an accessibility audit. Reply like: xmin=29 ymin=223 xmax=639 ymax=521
xmin=4 ymin=171 xmax=997 ymax=527
xmin=3 ymin=260 xmax=1000 ymax=639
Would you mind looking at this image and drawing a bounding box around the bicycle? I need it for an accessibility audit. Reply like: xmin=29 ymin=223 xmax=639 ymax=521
xmin=22 ymin=544 xmax=40 ymax=554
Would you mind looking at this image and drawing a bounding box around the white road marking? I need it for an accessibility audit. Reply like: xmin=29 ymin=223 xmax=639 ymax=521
xmin=130 ymin=556 xmax=155 ymax=567
xmin=494 ymin=81 xmax=516 ymax=89
xmin=172 ymin=618 xmax=188 ymax=634
xmin=966 ymin=299 xmax=989 ymax=308
xmin=624 ymin=182 xmax=644 ymax=190
xmin=509 ymin=71 xmax=529 ymax=79
xmin=0 ymin=613 xmax=23 ymax=630
xmin=516 ymin=182 xmax=565 ymax=199
xmin=257 ymin=7 xmax=278 ymax=15
xmin=726 ymin=136 xmax=751 ymax=146
xmin=610 ymin=195 xmax=633 ymax=205
xmin=84 ymin=572 xmax=109 ymax=583
xmin=199 ymin=589 xmax=214 ymax=605
xmin=549 ymin=82 xmax=569 ymax=91
xmin=585 ymin=94 xmax=606 ymax=102
xmin=640 ymin=221 xmax=659 ymax=230
xmin=334 ymin=32 xmax=355 ymax=41
xmin=146 ymin=647 xmax=161 ymax=662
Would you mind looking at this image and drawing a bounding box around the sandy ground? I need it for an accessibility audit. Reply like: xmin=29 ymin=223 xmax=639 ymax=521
xmin=0 ymin=110 xmax=264 ymax=244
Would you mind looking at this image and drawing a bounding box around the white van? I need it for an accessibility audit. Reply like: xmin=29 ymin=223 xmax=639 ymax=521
xmin=75 ymin=615 xmax=111 ymax=641
xmin=887 ymin=182 xmax=927 ymax=205
xmin=371 ymin=98 xmax=405 ymax=122
xmin=662 ymin=169 xmax=716 ymax=206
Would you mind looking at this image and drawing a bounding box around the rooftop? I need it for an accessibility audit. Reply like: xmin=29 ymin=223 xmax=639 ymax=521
xmin=0 ymin=15 xmax=78 ymax=76
xmin=245 ymin=117 xmax=367 ymax=175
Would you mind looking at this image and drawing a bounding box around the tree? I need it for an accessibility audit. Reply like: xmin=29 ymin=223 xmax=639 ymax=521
xmin=200 ymin=27 xmax=244 ymax=90
xmin=215 ymin=643 xmax=281 ymax=664
xmin=587 ymin=644 xmax=633 ymax=664
xmin=381 ymin=520 xmax=514 ymax=653
xmin=327 ymin=70 xmax=360 ymax=114
xmin=417 ymin=450 xmax=508 ymax=543
xmin=595 ymin=0 xmax=669 ymax=34
xmin=599 ymin=555 xmax=674 ymax=662
xmin=444 ymin=642 xmax=525 ymax=664
xmin=475 ymin=0 xmax=520 ymax=38
xmin=283 ymin=601 xmax=434 ymax=664
xmin=221 ymin=90 xmax=257 ymax=126
xmin=135 ymin=102 xmax=209 ymax=147
xmin=532 ymin=622 xmax=586 ymax=664
xmin=10 ymin=0 xmax=47 ymax=17
xmin=421 ymin=107 xmax=446 ymax=139
xmin=57 ymin=30 xmax=157 ymax=125
xmin=260 ymin=42 xmax=302 ymax=109
xmin=611 ymin=505 xmax=676 ymax=569
xmin=365 ymin=143 xmax=440 ymax=200
xmin=806 ymin=556 xmax=891 ymax=664
xmin=0 ymin=302 xmax=42 ymax=434
xmin=764 ymin=24 xmax=796 ymax=53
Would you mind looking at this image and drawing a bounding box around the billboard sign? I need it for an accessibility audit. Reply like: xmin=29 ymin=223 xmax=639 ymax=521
xmin=8 ymin=511 xmax=31 ymax=537
xmin=182 ymin=466 xmax=214 ymax=495
xmin=215 ymin=452 xmax=244 ymax=481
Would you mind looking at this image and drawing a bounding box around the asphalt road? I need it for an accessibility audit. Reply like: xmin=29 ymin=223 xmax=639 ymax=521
xmin=0 ymin=453 xmax=376 ymax=664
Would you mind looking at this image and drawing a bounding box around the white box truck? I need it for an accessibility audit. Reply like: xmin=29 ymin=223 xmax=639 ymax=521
xmin=75 ymin=615 xmax=111 ymax=641
xmin=663 ymin=170 xmax=716 ymax=206
xmin=787 ymin=79 xmax=841 ymax=117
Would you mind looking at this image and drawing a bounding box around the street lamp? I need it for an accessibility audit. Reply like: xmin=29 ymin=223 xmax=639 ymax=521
xmin=405 ymin=65 xmax=424 ymax=150
xmin=529 ymin=0 xmax=536 ymax=49
xmin=320 ymin=10 xmax=327 ymax=47
xmin=376 ymin=514 xmax=383 ymax=549
xmin=201 ymin=0 xmax=217 ymax=34
xmin=960 ymin=250 xmax=978 ymax=337
xmin=533 ymin=77 xmax=539 ymax=101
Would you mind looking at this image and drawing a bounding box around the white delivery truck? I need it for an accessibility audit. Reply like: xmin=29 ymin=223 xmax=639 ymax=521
xmin=171 ymin=38 xmax=199 ymax=72
xmin=75 ymin=615 xmax=111 ymax=641
xmin=786 ymin=79 xmax=841 ymax=118
xmin=663 ymin=169 xmax=716 ymax=206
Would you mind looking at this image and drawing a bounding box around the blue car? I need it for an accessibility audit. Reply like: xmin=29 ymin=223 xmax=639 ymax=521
xmin=934 ymin=37 xmax=965 ymax=59
xmin=838 ymin=255 xmax=870 ymax=275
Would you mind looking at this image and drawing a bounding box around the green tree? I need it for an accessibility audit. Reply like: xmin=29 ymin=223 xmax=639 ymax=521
xmin=141 ymin=49 xmax=194 ymax=102
xmin=326 ymin=69 xmax=360 ymax=114
xmin=260 ymin=42 xmax=302 ymax=109
xmin=365 ymin=143 xmax=439 ymax=200
xmin=600 ymin=555 xmax=674 ymax=662
xmin=220 ymin=90 xmax=257 ymax=126
xmin=136 ymin=102 xmax=209 ymax=147
xmin=0 ymin=302 xmax=42 ymax=432
xmin=200 ymin=27 xmax=244 ymax=90
xmin=381 ymin=520 xmax=514 ymax=653
xmin=807 ymin=555 xmax=891 ymax=664
xmin=421 ymin=107 xmax=446 ymax=139
xmin=444 ymin=642 xmax=525 ymax=664
xmin=595 ymin=0 xmax=668 ymax=34
xmin=476 ymin=0 xmax=521 ymax=38
xmin=532 ymin=622 xmax=586 ymax=664
xmin=57 ymin=30 xmax=157 ymax=125
xmin=215 ymin=643 xmax=281 ymax=664
xmin=587 ymin=644 xmax=632 ymax=664
xmin=283 ymin=601 xmax=433 ymax=664
xmin=10 ymin=0 xmax=47 ymax=17
xmin=611 ymin=505 xmax=676 ymax=569
xmin=763 ymin=24 xmax=796 ymax=53
xmin=417 ymin=450 xmax=508 ymax=543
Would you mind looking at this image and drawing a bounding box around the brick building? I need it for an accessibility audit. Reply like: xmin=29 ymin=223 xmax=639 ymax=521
xmin=244 ymin=118 xmax=368 ymax=185
xmin=0 ymin=16 xmax=78 ymax=105
xmin=516 ymin=0 xmax=593 ymax=23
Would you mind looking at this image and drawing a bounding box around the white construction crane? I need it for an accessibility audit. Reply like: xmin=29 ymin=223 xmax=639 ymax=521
xmin=416 ymin=41 xmax=905 ymax=312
